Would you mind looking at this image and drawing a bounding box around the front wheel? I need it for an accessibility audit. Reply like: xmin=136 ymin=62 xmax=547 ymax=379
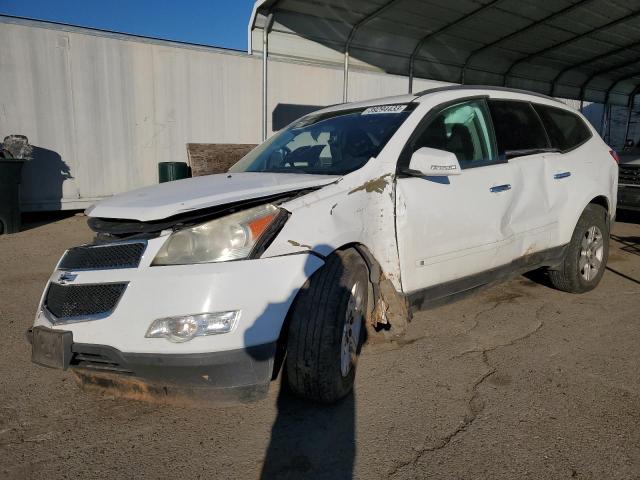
xmin=285 ymin=249 xmax=368 ymax=403
xmin=549 ymin=204 xmax=609 ymax=293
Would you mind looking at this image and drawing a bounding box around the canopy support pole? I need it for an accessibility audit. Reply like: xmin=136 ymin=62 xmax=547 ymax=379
xmin=623 ymin=85 xmax=640 ymax=148
xmin=602 ymin=104 xmax=613 ymax=141
xmin=408 ymin=50 xmax=417 ymax=94
xmin=262 ymin=13 xmax=274 ymax=141
xmin=408 ymin=60 xmax=414 ymax=94
xmin=607 ymin=104 xmax=613 ymax=143
xmin=343 ymin=0 xmax=403 ymax=102
xmin=343 ymin=49 xmax=350 ymax=103
xmin=624 ymin=105 xmax=633 ymax=147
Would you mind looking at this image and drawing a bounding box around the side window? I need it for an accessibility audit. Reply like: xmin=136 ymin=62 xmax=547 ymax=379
xmin=488 ymin=100 xmax=549 ymax=158
xmin=533 ymin=104 xmax=592 ymax=151
xmin=410 ymin=100 xmax=497 ymax=169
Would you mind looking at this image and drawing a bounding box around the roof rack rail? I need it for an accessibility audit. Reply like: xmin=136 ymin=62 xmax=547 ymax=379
xmin=414 ymin=85 xmax=559 ymax=102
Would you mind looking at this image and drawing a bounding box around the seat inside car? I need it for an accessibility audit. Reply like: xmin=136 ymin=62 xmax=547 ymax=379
xmin=447 ymin=124 xmax=475 ymax=164
xmin=416 ymin=116 xmax=447 ymax=151
xmin=414 ymin=115 xmax=475 ymax=165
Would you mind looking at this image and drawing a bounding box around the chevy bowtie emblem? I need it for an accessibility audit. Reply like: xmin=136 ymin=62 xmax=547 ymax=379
xmin=58 ymin=272 xmax=77 ymax=284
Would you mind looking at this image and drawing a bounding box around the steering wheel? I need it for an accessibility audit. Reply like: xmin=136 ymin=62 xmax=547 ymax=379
xmin=282 ymin=145 xmax=307 ymax=168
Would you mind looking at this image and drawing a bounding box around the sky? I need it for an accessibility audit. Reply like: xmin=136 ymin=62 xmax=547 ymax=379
xmin=0 ymin=0 xmax=256 ymax=51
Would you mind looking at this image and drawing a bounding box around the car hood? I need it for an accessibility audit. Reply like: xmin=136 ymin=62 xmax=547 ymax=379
xmin=87 ymin=172 xmax=339 ymax=222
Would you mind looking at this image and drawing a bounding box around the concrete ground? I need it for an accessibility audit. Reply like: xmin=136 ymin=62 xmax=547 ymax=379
xmin=1 ymin=212 xmax=639 ymax=480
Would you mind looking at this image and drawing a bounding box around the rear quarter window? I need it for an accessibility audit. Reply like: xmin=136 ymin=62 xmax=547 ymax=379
xmin=488 ymin=100 xmax=549 ymax=157
xmin=533 ymin=104 xmax=592 ymax=151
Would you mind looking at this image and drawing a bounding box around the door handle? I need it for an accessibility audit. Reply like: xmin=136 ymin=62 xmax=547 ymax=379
xmin=554 ymin=172 xmax=571 ymax=179
xmin=490 ymin=184 xmax=511 ymax=193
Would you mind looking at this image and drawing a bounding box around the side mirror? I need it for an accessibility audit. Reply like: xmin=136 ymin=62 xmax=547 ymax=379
xmin=408 ymin=147 xmax=462 ymax=176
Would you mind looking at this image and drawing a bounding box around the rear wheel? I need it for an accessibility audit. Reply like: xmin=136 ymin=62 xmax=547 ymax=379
xmin=285 ymin=249 xmax=368 ymax=403
xmin=549 ymin=204 xmax=609 ymax=293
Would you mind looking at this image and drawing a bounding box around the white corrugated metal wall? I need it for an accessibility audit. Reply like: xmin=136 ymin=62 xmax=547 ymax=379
xmin=0 ymin=17 xmax=447 ymax=211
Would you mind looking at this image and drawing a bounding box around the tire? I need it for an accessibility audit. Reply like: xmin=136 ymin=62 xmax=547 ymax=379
xmin=285 ymin=249 xmax=368 ymax=403
xmin=549 ymin=204 xmax=609 ymax=293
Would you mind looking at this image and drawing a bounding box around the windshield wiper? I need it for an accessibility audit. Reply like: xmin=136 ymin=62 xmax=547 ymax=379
xmin=256 ymin=168 xmax=338 ymax=175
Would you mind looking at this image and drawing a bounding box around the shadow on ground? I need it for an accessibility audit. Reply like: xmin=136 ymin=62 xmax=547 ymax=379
xmin=247 ymin=247 xmax=357 ymax=479
xmin=20 ymin=210 xmax=82 ymax=232
xmin=261 ymin=378 xmax=355 ymax=480
xmin=611 ymin=233 xmax=640 ymax=257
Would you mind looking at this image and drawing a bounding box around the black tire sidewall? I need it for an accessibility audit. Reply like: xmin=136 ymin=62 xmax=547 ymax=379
xmin=329 ymin=255 xmax=369 ymax=398
xmin=285 ymin=249 xmax=369 ymax=403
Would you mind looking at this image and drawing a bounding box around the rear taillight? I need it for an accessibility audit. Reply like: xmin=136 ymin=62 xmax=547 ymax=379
xmin=609 ymin=150 xmax=620 ymax=164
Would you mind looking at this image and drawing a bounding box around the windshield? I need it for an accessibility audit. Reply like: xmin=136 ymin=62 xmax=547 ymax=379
xmin=229 ymin=104 xmax=416 ymax=175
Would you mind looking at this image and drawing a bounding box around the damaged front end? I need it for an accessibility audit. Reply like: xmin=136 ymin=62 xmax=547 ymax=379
xmin=29 ymin=186 xmax=332 ymax=404
xmin=87 ymin=188 xmax=317 ymax=242
xmin=354 ymin=246 xmax=410 ymax=342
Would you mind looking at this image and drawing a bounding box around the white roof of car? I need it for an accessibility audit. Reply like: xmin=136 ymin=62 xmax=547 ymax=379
xmin=314 ymin=85 xmax=569 ymax=116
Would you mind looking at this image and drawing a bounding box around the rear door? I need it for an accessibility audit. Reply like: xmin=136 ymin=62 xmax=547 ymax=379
xmin=487 ymin=99 xmax=557 ymax=255
xmin=395 ymin=98 xmax=518 ymax=293
xmin=532 ymin=104 xmax=594 ymax=247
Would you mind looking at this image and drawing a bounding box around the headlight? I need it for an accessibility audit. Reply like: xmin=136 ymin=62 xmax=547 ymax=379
xmin=152 ymin=204 xmax=283 ymax=265
xmin=145 ymin=311 xmax=240 ymax=342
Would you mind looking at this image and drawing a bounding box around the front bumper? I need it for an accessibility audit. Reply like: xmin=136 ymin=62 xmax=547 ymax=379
xmin=28 ymin=326 xmax=277 ymax=402
xmin=618 ymin=185 xmax=640 ymax=211
xmin=30 ymin=236 xmax=324 ymax=400
xmin=33 ymin=235 xmax=324 ymax=354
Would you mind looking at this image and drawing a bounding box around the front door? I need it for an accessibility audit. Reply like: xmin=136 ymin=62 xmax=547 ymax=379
xmin=395 ymin=98 xmax=518 ymax=294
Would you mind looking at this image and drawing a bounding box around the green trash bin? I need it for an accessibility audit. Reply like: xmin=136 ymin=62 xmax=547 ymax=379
xmin=158 ymin=162 xmax=190 ymax=183
xmin=0 ymin=159 xmax=26 ymax=234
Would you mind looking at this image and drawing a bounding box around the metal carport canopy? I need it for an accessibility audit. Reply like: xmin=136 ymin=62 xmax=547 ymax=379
xmin=249 ymin=0 xmax=640 ymax=107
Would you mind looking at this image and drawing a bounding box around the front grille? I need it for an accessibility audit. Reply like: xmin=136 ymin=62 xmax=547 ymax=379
xmin=619 ymin=165 xmax=640 ymax=186
xmin=59 ymin=242 xmax=146 ymax=271
xmin=45 ymin=282 xmax=127 ymax=320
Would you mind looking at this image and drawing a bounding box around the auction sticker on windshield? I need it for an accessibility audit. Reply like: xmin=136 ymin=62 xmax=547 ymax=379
xmin=362 ymin=105 xmax=407 ymax=115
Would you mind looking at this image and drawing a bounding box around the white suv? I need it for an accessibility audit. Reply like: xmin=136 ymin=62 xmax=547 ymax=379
xmin=29 ymin=86 xmax=618 ymax=404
